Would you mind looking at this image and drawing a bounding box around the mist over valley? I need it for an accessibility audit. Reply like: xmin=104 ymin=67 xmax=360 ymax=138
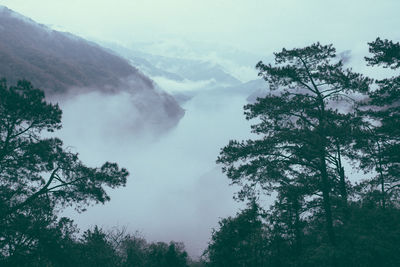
xmin=1 ymin=1 xmax=399 ymax=265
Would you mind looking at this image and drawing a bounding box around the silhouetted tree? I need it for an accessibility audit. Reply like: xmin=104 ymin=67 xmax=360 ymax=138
xmin=217 ymin=43 xmax=371 ymax=247
xmin=298 ymin=202 xmax=400 ymax=267
xmin=0 ymin=204 xmax=80 ymax=267
xmin=146 ymin=241 xmax=189 ymax=267
xmin=106 ymin=229 xmax=190 ymax=267
xmin=205 ymin=202 xmax=268 ymax=267
xmin=0 ymin=79 xmax=128 ymax=264
xmin=365 ymin=38 xmax=400 ymax=69
xmin=209 ymin=39 xmax=400 ymax=267
xmin=119 ymin=234 xmax=148 ymax=267
xmin=78 ymin=226 xmax=120 ymax=267
xmin=354 ymin=38 xmax=400 ymax=208
xmin=0 ymin=79 xmax=128 ymax=220
xmin=267 ymin=183 xmax=307 ymax=265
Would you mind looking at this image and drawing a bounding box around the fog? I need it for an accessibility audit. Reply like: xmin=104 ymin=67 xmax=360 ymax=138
xmin=2 ymin=0 xmax=399 ymax=258
xmin=51 ymin=44 xmax=381 ymax=257
xmin=55 ymin=85 xmax=257 ymax=257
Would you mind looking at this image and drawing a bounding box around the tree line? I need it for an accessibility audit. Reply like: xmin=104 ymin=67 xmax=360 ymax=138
xmin=208 ymin=38 xmax=400 ymax=266
xmin=0 ymin=78 xmax=199 ymax=266
xmin=1 ymin=37 xmax=399 ymax=266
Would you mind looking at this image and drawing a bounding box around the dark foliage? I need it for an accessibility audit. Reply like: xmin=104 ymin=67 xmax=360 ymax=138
xmin=217 ymin=42 xmax=371 ymax=248
xmin=205 ymin=202 xmax=268 ymax=267
xmin=0 ymin=79 xmax=128 ymax=265
xmin=365 ymin=38 xmax=400 ymax=69
xmin=211 ymin=39 xmax=400 ymax=266
xmin=355 ymin=38 xmax=400 ymax=208
xmin=0 ymin=79 xmax=128 ymax=220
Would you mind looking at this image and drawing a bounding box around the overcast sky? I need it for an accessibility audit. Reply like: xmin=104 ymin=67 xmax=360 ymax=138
xmin=1 ymin=0 xmax=399 ymax=53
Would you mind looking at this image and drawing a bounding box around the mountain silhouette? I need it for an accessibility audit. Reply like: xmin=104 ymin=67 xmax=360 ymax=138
xmin=0 ymin=6 xmax=184 ymax=128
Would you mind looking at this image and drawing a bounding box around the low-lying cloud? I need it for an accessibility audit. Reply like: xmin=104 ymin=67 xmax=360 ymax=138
xmin=56 ymin=85 xmax=255 ymax=257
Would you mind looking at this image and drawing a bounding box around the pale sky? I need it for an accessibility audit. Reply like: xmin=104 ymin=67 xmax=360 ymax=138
xmin=1 ymin=0 xmax=399 ymax=53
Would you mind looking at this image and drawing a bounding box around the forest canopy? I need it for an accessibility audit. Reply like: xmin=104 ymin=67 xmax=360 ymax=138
xmin=213 ymin=38 xmax=400 ymax=267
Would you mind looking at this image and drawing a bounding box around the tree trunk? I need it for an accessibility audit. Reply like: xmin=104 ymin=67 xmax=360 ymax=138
xmin=320 ymin=152 xmax=336 ymax=246
xmin=377 ymin=142 xmax=386 ymax=209
xmin=316 ymin=93 xmax=336 ymax=246
xmin=293 ymin=197 xmax=302 ymax=267
xmin=336 ymin=143 xmax=348 ymax=208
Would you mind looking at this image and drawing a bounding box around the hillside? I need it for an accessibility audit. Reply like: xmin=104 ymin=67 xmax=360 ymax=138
xmin=0 ymin=6 xmax=184 ymax=128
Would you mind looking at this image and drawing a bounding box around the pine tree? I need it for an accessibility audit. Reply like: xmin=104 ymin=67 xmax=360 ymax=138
xmin=217 ymin=43 xmax=371 ymax=246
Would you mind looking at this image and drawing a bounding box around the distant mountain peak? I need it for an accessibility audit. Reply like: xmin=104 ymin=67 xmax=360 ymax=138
xmin=0 ymin=5 xmax=44 ymax=29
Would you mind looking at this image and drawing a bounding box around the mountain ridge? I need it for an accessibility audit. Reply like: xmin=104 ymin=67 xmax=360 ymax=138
xmin=0 ymin=5 xmax=184 ymax=129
